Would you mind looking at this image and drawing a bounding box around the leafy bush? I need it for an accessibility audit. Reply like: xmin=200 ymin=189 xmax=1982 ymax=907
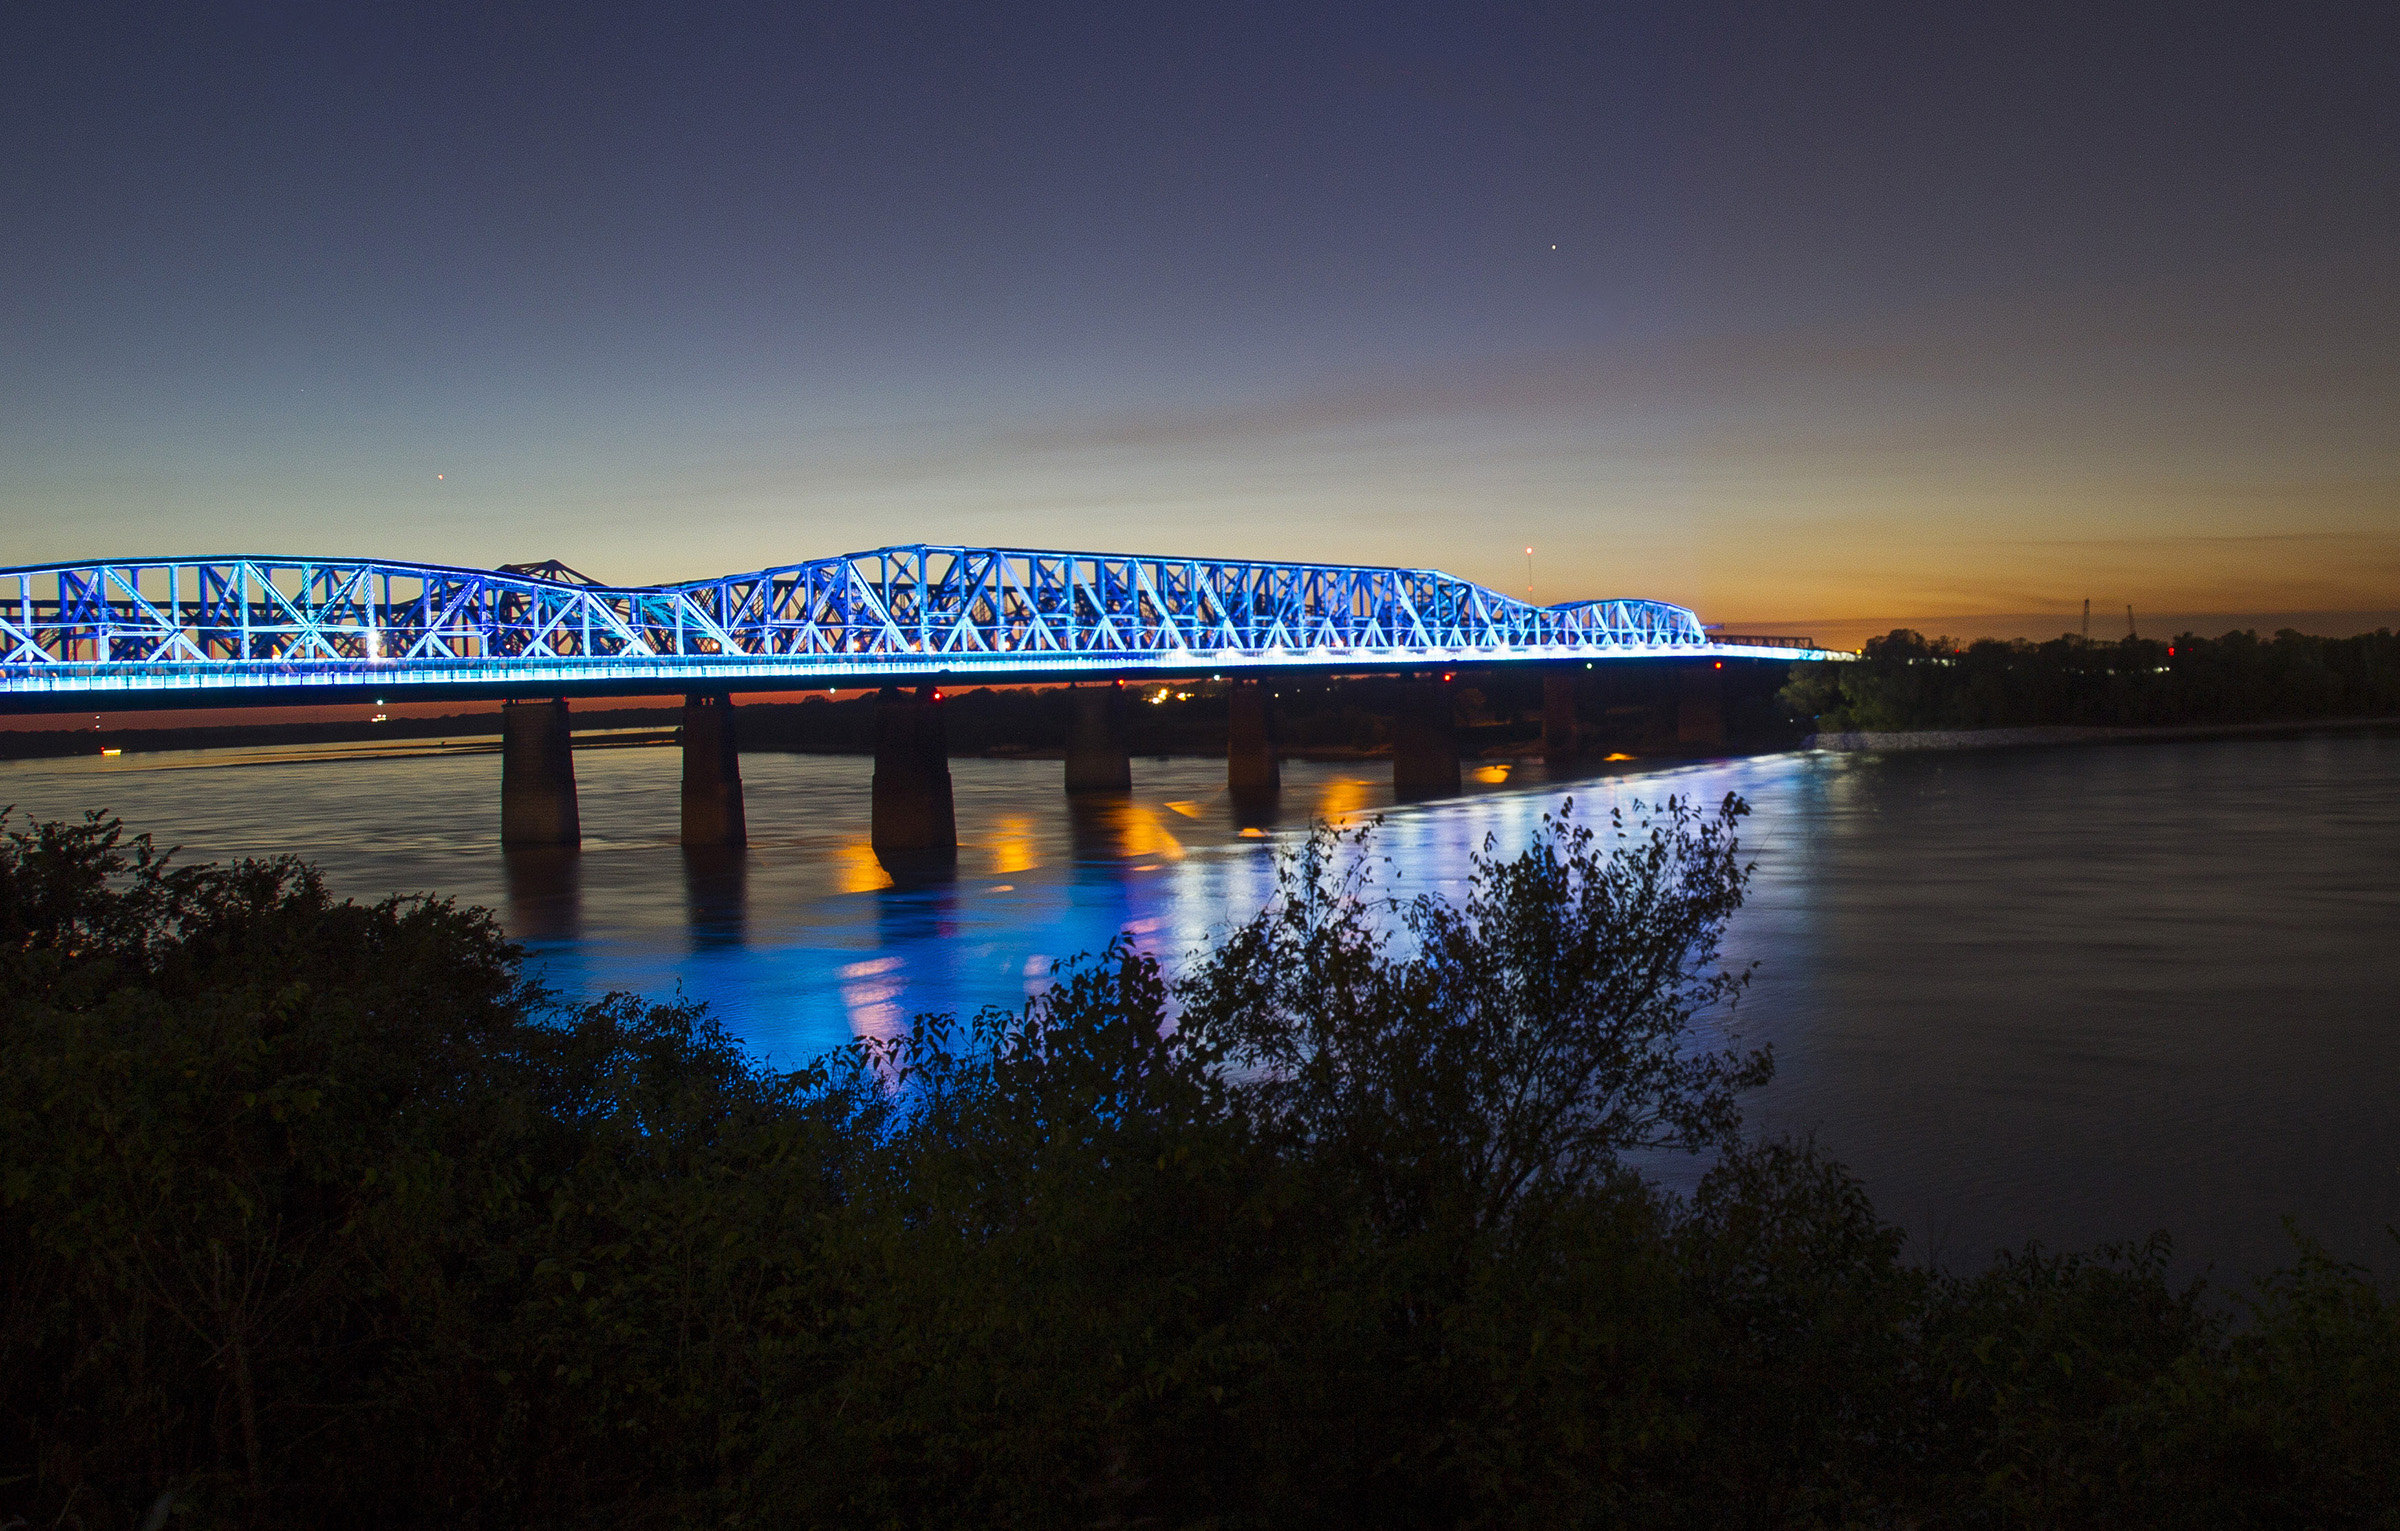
xmin=4 ymin=805 xmax=2395 ymax=1529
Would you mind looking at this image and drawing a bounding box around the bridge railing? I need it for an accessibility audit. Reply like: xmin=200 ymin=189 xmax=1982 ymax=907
xmin=0 ymin=547 xmax=1713 ymax=687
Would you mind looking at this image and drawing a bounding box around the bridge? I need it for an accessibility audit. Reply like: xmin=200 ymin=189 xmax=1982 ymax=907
xmin=0 ymin=546 xmax=1837 ymax=864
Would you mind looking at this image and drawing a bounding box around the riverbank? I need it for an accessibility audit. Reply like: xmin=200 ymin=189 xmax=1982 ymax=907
xmin=1803 ymin=715 xmax=2400 ymax=752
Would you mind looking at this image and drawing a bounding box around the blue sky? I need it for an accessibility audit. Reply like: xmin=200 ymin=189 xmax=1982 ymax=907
xmin=6 ymin=2 xmax=2394 ymax=639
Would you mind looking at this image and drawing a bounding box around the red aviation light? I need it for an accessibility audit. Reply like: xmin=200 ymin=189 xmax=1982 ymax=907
xmin=1713 ymin=661 xmax=1723 ymax=669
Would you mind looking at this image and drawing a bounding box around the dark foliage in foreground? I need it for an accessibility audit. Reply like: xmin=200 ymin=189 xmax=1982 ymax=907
xmin=1784 ymin=626 xmax=2400 ymax=733
xmin=3 ymin=808 xmax=2395 ymax=1529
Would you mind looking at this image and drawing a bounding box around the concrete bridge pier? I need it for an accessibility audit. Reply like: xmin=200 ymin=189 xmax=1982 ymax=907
xmin=680 ymin=692 xmax=747 ymax=847
xmin=1677 ymin=662 xmax=1726 ymax=750
xmin=1227 ymin=678 xmax=1280 ymax=799
xmin=1064 ymin=684 xmax=1133 ymax=793
xmin=1391 ymin=678 xmax=1461 ymax=799
xmin=1542 ymin=669 xmax=1579 ymax=764
xmin=501 ymin=698 xmax=580 ymax=846
xmin=872 ymin=685 xmax=957 ymax=862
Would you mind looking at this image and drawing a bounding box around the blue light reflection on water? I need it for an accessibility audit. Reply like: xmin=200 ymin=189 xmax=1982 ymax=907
xmin=488 ymin=751 xmax=1785 ymax=1067
xmin=5 ymin=731 xmax=2396 ymax=1280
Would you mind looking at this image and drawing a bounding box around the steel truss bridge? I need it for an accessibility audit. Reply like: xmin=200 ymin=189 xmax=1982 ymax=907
xmin=0 ymin=546 xmax=1834 ymax=708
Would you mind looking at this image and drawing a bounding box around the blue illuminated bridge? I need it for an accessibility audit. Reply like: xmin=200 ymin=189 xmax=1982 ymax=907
xmin=0 ymin=546 xmax=1836 ymax=854
xmin=0 ymin=545 xmax=1834 ymax=706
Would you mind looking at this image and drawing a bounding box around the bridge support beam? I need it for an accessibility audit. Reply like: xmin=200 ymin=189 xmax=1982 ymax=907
xmin=1542 ymin=669 xmax=1579 ymax=764
xmin=1677 ymin=662 xmax=1726 ymax=750
xmin=872 ymin=685 xmax=956 ymax=861
xmin=1392 ymin=679 xmax=1461 ymax=799
xmin=680 ymin=692 xmax=747 ymax=847
xmin=501 ymin=698 xmax=580 ymax=846
xmin=1064 ymin=684 xmax=1133 ymax=793
xmin=1227 ymin=678 xmax=1279 ymax=799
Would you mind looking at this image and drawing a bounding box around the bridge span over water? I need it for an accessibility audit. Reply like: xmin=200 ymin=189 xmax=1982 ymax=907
xmin=0 ymin=545 xmax=1832 ymax=705
xmin=0 ymin=546 xmax=1833 ymax=862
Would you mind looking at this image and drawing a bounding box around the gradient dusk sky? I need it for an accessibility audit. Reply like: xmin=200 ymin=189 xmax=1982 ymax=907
xmin=6 ymin=2 xmax=2395 ymax=642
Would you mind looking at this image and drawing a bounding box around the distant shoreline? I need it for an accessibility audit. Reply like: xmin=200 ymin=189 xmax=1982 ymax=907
xmin=1803 ymin=715 xmax=2400 ymax=753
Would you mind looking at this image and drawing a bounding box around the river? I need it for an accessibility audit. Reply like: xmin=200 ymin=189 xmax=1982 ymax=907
xmin=7 ymin=729 xmax=2396 ymax=1282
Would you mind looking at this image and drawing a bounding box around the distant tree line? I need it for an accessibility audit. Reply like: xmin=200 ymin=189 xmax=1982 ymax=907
xmin=6 ymin=808 xmax=2394 ymax=1528
xmin=736 ymin=677 xmax=1560 ymax=757
xmin=1784 ymin=628 xmax=2400 ymax=734
xmin=740 ymin=667 xmax=1809 ymax=758
xmin=2 ymin=663 xmax=1815 ymax=765
xmin=0 ymin=708 xmax=687 ymax=763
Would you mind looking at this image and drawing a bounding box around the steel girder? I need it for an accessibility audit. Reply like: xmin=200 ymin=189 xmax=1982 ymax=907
xmin=0 ymin=546 xmax=1752 ymax=701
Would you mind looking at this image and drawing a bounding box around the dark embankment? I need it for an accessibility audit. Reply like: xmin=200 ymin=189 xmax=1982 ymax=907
xmin=4 ymin=806 xmax=2394 ymax=1528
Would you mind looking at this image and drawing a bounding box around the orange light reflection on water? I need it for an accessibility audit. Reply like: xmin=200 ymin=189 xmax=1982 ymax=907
xmin=986 ymin=815 xmax=1040 ymax=876
xmin=1312 ymin=775 xmax=1376 ymax=822
xmin=833 ymin=839 xmax=894 ymax=892
xmin=1113 ymin=803 xmax=1186 ymax=861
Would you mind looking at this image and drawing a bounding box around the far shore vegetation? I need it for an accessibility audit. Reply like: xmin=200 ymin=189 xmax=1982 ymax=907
xmin=5 ymin=805 xmax=2395 ymax=1528
xmin=1785 ymin=626 xmax=2400 ymax=736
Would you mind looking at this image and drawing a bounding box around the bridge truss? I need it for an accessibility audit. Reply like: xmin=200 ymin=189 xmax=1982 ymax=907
xmin=0 ymin=546 xmax=1824 ymax=705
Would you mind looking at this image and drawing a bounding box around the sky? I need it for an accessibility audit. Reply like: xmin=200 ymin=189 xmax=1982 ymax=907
xmin=4 ymin=1 xmax=2395 ymax=645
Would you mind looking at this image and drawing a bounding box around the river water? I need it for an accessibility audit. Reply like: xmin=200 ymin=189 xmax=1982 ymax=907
xmin=7 ymin=730 xmax=2396 ymax=1282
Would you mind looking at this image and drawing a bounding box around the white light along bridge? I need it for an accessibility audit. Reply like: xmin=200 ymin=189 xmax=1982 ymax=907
xmin=0 ymin=546 xmax=1836 ymax=706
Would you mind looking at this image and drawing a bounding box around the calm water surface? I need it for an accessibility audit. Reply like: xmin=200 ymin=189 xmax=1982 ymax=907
xmin=9 ymin=732 xmax=2397 ymax=1280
